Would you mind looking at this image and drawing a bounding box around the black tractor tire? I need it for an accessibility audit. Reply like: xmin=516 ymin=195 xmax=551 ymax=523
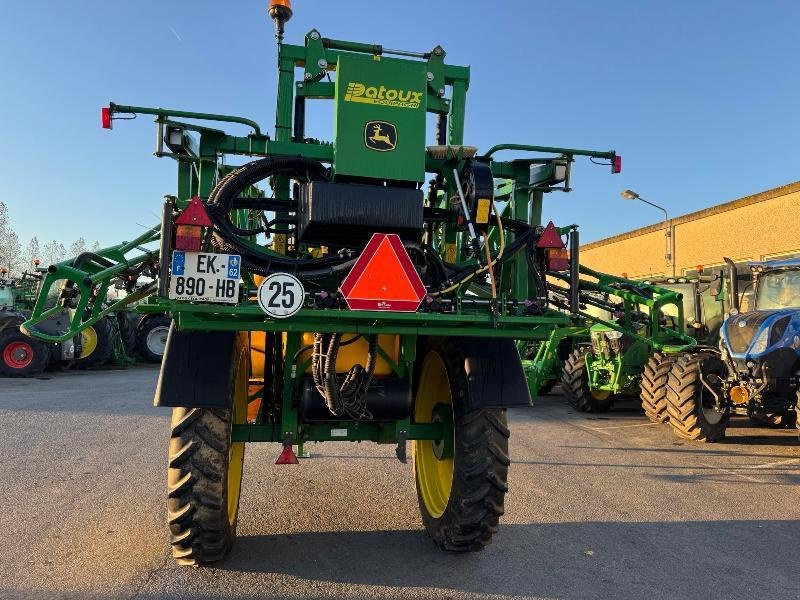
xmin=117 ymin=312 xmax=138 ymax=355
xmin=136 ymin=315 xmax=171 ymax=363
xmin=561 ymin=347 xmax=613 ymax=413
xmin=0 ymin=324 xmax=50 ymax=377
xmin=666 ymin=352 xmax=730 ymax=442
xmin=414 ymin=337 xmax=510 ymax=552
xmin=74 ymin=318 xmax=114 ymax=369
xmin=167 ymin=333 xmax=249 ymax=565
xmin=640 ymin=352 xmax=678 ymax=424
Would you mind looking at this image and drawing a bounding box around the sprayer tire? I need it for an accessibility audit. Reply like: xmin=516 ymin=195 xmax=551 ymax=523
xmin=640 ymin=352 xmax=677 ymax=424
xmin=414 ymin=337 xmax=510 ymax=552
xmin=561 ymin=347 xmax=613 ymax=413
xmin=666 ymin=352 xmax=729 ymax=442
xmin=167 ymin=334 xmax=248 ymax=565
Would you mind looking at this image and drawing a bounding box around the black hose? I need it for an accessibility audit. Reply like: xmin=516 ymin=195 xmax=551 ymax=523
xmin=312 ymin=332 xmax=377 ymax=420
xmin=207 ymin=156 xmax=361 ymax=279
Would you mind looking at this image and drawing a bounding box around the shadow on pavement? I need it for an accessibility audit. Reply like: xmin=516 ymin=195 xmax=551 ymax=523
xmin=197 ymin=519 xmax=799 ymax=599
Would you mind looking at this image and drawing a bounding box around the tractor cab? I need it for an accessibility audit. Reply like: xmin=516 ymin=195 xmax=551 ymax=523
xmin=644 ymin=272 xmax=727 ymax=346
xmin=722 ymin=258 xmax=800 ymax=362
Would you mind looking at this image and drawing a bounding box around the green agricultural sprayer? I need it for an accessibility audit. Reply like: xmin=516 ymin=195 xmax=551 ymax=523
xmin=18 ymin=1 xmax=665 ymax=564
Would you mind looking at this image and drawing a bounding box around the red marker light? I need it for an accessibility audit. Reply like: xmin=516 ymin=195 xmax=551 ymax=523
xmin=174 ymin=196 xmax=213 ymax=251
xmin=612 ymin=155 xmax=622 ymax=174
xmin=275 ymin=445 xmax=299 ymax=465
xmin=101 ymin=106 xmax=112 ymax=129
xmin=545 ymin=247 xmax=570 ymax=272
xmin=536 ymin=221 xmax=566 ymax=249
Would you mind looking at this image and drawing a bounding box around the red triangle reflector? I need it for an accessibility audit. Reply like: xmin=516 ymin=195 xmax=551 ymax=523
xmin=275 ymin=446 xmax=299 ymax=465
xmin=176 ymin=195 xmax=213 ymax=227
xmin=536 ymin=221 xmax=566 ymax=249
xmin=340 ymin=233 xmax=426 ymax=312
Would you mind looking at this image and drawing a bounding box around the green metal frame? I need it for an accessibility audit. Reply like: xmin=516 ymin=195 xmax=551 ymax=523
xmin=22 ymin=27 xmax=624 ymax=447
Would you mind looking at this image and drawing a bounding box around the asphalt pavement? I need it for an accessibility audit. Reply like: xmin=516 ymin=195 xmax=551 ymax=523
xmin=1 ymin=367 xmax=798 ymax=600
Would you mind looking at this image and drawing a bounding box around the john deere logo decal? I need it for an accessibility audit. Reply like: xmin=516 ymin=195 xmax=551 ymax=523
xmin=365 ymin=121 xmax=397 ymax=152
xmin=344 ymin=82 xmax=422 ymax=109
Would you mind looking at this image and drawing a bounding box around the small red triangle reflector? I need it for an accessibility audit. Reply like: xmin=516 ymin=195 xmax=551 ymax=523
xmin=340 ymin=233 xmax=426 ymax=312
xmin=536 ymin=221 xmax=566 ymax=249
xmin=175 ymin=195 xmax=213 ymax=227
xmin=275 ymin=446 xmax=299 ymax=465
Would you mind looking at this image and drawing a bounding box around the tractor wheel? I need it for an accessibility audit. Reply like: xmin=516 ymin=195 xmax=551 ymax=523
xmin=640 ymin=352 xmax=677 ymax=424
xmin=666 ymin=352 xmax=729 ymax=442
xmin=116 ymin=312 xmax=138 ymax=355
xmin=136 ymin=315 xmax=171 ymax=363
xmin=413 ymin=337 xmax=510 ymax=552
xmin=561 ymin=347 xmax=613 ymax=413
xmin=0 ymin=325 xmax=49 ymax=377
xmin=167 ymin=332 xmax=249 ymax=565
xmin=74 ymin=318 xmax=114 ymax=369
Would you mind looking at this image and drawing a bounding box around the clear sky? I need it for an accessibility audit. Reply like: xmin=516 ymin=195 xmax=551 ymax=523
xmin=1 ymin=1 xmax=798 ymax=251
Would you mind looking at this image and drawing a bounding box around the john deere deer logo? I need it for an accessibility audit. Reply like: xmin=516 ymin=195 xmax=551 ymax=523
xmin=364 ymin=121 xmax=397 ymax=152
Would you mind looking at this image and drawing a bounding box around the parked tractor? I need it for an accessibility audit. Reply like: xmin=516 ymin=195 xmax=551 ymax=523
xmin=0 ymin=270 xmax=77 ymax=376
xmin=665 ymin=258 xmax=800 ymax=441
xmin=526 ymin=268 xmax=726 ymax=424
xmin=22 ymin=1 xmax=627 ymax=564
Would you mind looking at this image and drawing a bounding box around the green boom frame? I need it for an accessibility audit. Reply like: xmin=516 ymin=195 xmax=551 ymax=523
xmin=23 ymin=28 xmax=627 ymax=446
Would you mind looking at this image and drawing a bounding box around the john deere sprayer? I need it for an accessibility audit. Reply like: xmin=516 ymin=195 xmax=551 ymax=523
xmin=22 ymin=1 xmax=625 ymax=564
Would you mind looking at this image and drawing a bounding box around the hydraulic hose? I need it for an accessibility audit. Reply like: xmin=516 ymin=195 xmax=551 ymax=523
xmin=206 ymin=156 xmax=359 ymax=279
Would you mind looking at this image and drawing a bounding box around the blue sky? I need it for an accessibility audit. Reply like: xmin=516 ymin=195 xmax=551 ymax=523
xmin=1 ymin=1 xmax=798 ymax=250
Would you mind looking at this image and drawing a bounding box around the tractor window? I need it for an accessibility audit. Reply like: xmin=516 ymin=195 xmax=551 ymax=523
xmin=756 ymin=270 xmax=800 ymax=310
xmin=659 ymin=284 xmax=694 ymax=325
xmin=0 ymin=286 xmax=13 ymax=307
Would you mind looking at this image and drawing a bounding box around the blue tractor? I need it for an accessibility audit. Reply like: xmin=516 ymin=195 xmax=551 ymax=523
xmin=666 ymin=257 xmax=800 ymax=441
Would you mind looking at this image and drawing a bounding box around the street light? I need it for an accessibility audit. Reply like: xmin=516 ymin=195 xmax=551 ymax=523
xmin=620 ymin=189 xmax=672 ymax=264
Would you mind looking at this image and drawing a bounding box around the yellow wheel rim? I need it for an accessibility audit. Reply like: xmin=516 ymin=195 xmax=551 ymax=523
xmin=227 ymin=334 xmax=248 ymax=526
xmin=590 ymin=389 xmax=611 ymax=401
xmin=413 ymin=351 xmax=454 ymax=519
xmin=80 ymin=326 xmax=98 ymax=358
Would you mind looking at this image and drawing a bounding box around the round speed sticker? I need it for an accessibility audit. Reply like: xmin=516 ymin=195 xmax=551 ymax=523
xmin=257 ymin=273 xmax=305 ymax=318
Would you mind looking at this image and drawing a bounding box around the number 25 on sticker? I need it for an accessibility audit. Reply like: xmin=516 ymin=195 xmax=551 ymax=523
xmin=257 ymin=273 xmax=305 ymax=318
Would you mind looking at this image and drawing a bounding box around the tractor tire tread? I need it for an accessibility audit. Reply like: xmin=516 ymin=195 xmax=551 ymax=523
xmin=665 ymin=352 xmax=729 ymax=442
xmin=419 ymin=337 xmax=510 ymax=554
xmin=167 ymin=406 xmax=235 ymax=565
xmin=640 ymin=352 xmax=677 ymax=424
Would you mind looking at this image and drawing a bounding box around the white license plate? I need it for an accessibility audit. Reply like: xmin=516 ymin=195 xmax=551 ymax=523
xmin=169 ymin=251 xmax=241 ymax=304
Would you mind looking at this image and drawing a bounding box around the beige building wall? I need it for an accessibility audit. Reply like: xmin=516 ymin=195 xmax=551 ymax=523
xmin=581 ymin=181 xmax=800 ymax=279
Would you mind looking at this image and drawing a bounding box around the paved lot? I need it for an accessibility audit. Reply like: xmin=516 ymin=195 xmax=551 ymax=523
xmin=0 ymin=367 xmax=798 ymax=600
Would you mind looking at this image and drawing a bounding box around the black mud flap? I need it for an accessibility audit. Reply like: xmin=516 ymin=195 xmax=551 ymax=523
xmin=459 ymin=337 xmax=531 ymax=409
xmin=153 ymin=323 xmax=236 ymax=408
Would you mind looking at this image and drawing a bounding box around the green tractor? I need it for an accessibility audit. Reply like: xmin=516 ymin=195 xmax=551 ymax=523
xmin=551 ymin=273 xmax=725 ymax=414
xmin=0 ymin=269 xmax=78 ymax=376
xmin=557 ymin=270 xmax=727 ymax=419
xmin=22 ymin=1 xmax=631 ymax=564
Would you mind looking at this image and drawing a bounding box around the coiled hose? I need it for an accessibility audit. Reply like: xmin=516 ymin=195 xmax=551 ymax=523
xmin=206 ymin=156 xmax=359 ymax=279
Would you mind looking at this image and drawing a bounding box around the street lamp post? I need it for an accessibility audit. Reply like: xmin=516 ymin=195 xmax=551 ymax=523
xmin=620 ymin=189 xmax=672 ymax=266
